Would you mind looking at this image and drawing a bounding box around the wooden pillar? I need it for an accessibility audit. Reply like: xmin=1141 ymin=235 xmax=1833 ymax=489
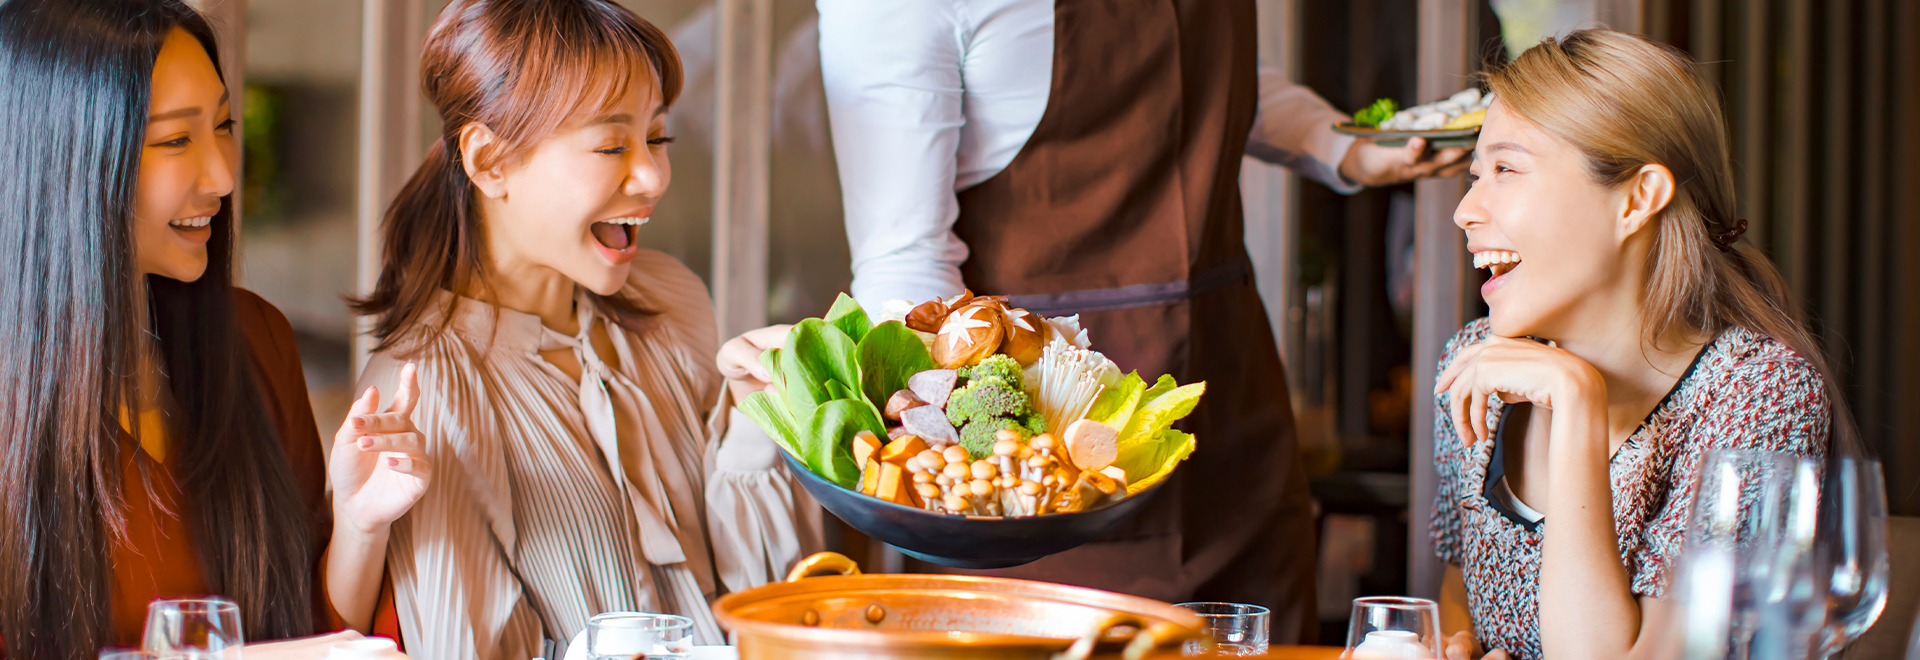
xmin=354 ymin=0 xmax=429 ymax=375
xmin=711 ymin=0 xmax=773 ymax=340
xmin=1408 ymin=0 xmax=1473 ymax=601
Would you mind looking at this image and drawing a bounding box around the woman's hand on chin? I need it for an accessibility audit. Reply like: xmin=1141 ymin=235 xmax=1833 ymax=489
xmin=1434 ymin=335 xmax=1605 ymax=444
xmin=330 ymin=362 xmax=433 ymax=536
xmin=718 ymin=324 xmax=792 ymax=403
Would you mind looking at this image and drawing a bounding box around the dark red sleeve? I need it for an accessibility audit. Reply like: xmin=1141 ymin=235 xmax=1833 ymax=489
xmin=232 ymin=289 xmax=400 ymax=643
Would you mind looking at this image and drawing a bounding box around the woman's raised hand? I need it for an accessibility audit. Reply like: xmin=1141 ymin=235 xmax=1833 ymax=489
xmin=1433 ymin=335 xmax=1603 ymax=445
xmin=330 ymin=362 xmax=432 ymax=535
xmin=717 ymin=324 xmax=792 ymax=403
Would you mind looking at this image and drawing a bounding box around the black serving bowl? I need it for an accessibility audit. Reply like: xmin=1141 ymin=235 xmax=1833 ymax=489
xmin=780 ymin=449 xmax=1165 ymax=569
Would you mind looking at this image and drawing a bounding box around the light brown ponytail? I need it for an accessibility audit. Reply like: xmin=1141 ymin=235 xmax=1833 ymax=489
xmin=1485 ymin=29 xmax=1862 ymax=456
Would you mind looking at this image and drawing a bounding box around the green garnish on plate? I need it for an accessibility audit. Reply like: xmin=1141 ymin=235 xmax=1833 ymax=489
xmin=1353 ymin=97 xmax=1398 ymax=128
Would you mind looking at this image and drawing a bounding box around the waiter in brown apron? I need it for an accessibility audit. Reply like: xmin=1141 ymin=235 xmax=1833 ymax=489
xmin=813 ymin=0 xmax=1466 ymax=642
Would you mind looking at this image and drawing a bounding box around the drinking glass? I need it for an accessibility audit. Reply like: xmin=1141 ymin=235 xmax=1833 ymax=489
xmin=1345 ymin=597 xmax=1441 ymax=660
xmin=1174 ymin=602 xmax=1269 ymax=656
xmin=1671 ymin=449 xmax=1834 ymax=660
xmin=1811 ymin=457 xmax=1890 ymax=658
xmin=584 ymin=612 xmax=693 ymax=660
xmin=99 ymin=651 xmax=155 ymax=660
xmin=142 ymin=597 xmax=242 ymax=659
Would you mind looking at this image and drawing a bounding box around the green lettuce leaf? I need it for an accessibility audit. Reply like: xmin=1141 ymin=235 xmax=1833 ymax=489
xmin=1117 ymin=379 xmax=1199 ymax=442
xmin=800 ymin=398 xmax=886 ymax=487
xmin=857 ymin=321 xmax=939 ymax=410
xmin=739 ymin=390 xmax=802 ymax=458
xmin=1120 ymin=429 xmax=1196 ymax=493
xmin=760 ymin=347 xmax=787 ymax=396
xmin=824 ymin=293 xmax=872 ymax=343
xmin=779 ymin=319 xmax=861 ymax=422
xmin=1086 ymin=372 xmax=1147 ymax=430
xmin=1113 ymin=380 xmax=1206 ymax=485
xmin=1138 ymin=374 xmax=1179 ymax=408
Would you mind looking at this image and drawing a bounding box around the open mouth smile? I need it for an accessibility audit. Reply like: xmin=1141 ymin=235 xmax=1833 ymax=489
xmin=168 ymin=215 xmax=214 ymax=243
xmin=1473 ymin=249 xmax=1521 ymax=297
xmin=590 ymin=216 xmax=648 ymax=264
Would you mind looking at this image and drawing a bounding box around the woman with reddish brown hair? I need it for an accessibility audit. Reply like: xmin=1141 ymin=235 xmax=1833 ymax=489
xmin=352 ymin=1 xmax=817 ymax=657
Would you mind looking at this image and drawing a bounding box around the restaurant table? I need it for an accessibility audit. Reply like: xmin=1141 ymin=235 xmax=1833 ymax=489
xmin=1143 ymin=646 xmax=1345 ymax=660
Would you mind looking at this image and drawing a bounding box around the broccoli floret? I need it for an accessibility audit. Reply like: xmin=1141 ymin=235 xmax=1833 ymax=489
xmin=946 ymin=378 xmax=1030 ymax=426
xmin=959 ymin=418 xmax=1036 ymax=459
xmin=1018 ymin=411 xmax=1048 ymax=435
xmin=963 ymin=354 xmax=1024 ymax=388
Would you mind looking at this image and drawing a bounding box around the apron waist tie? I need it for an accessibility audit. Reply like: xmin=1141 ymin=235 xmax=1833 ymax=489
xmin=1005 ymin=258 xmax=1250 ymax=316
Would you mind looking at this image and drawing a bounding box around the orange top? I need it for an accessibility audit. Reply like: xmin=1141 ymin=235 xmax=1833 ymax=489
xmin=5 ymin=290 xmax=400 ymax=654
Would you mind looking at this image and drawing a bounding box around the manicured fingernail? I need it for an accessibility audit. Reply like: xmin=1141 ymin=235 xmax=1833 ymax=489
xmin=387 ymin=456 xmax=401 ymax=468
xmin=351 ymin=416 xmax=367 ymax=430
xmin=359 ymin=436 xmax=375 ymax=449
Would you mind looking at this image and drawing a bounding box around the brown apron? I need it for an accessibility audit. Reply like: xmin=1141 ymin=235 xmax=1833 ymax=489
xmin=928 ymin=0 xmax=1319 ymax=643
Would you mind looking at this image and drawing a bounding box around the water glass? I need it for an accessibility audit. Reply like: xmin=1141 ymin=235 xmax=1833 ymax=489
xmin=584 ymin=612 xmax=693 ymax=660
xmin=142 ymin=597 xmax=242 ymax=659
xmin=1174 ymin=602 xmax=1269 ymax=656
xmin=1345 ymin=597 xmax=1441 ymax=659
xmin=99 ymin=651 xmax=155 ymax=660
xmin=1812 ymin=457 xmax=1890 ymax=658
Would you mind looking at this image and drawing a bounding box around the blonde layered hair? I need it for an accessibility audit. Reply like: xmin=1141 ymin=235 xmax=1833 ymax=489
xmin=1485 ymin=29 xmax=1860 ymax=453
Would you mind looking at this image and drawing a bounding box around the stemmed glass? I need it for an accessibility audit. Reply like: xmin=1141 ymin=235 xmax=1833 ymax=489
xmin=1810 ymin=457 xmax=1890 ymax=658
xmin=1669 ymin=448 xmax=1807 ymax=660
xmin=142 ymin=597 xmax=243 ymax=659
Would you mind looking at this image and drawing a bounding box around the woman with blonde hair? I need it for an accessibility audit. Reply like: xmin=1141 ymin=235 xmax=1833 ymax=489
xmin=1430 ymin=28 xmax=1857 ymax=660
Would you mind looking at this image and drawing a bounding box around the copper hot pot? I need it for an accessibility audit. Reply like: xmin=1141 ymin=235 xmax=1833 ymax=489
xmin=712 ymin=553 xmax=1208 ymax=660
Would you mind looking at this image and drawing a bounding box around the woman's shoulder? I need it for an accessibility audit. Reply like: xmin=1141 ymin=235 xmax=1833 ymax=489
xmin=1687 ymin=326 xmax=1828 ymax=407
xmin=232 ymin=287 xmax=300 ymax=369
xmin=1671 ymin=326 xmax=1830 ymax=452
xmin=620 ymin=249 xmax=719 ymax=355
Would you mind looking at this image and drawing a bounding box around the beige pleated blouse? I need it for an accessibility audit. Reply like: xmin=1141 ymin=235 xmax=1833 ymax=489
xmin=355 ymin=250 xmax=820 ymax=660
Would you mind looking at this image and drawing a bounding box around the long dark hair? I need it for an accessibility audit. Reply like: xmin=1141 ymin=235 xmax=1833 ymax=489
xmin=0 ymin=1 xmax=314 ymax=656
xmin=351 ymin=0 xmax=683 ymax=353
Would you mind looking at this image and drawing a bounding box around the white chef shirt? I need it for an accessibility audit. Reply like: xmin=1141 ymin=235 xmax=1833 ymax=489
xmin=818 ymin=0 xmax=1366 ymax=310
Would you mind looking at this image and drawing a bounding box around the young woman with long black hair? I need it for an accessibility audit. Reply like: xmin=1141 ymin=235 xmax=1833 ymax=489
xmin=0 ymin=1 xmax=429 ymax=656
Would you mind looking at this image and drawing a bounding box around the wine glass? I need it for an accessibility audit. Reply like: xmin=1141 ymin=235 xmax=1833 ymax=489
xmin=1345 ymin=597 xmax=1441 ymax=659
xmin=1670 ymin=448 xmax=1804 ymax=659
xmin=584 ymin=612 xmax=693 ymax=660
xmin=1811 ymin=457 xmax=1890 ymax=658
xmin=142 ymin=597 xmax=242 ymax=659
xmin=1174 ymin=602 xmax=1269 ymax=656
